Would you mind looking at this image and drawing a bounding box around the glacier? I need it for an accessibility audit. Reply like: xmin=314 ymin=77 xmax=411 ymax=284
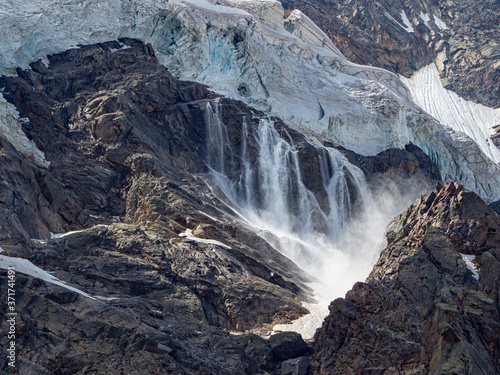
xmin=0 ymin=0 xmax=500 ymax=203
xmin=400 ymin=64 xmax=500 ymax=164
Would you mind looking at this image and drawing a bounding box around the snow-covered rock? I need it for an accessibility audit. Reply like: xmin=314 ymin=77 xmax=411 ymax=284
xmin=0 ymin=0 xmax=499 ymax=201
xmin=0 ymin=93 xmax=50 ymax=167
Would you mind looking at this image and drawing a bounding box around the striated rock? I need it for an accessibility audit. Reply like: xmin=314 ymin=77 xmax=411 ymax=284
xmin=280 ymin=356 xmax=310 ymax=375
xmin=339 ymin=143 xmax=441 ymax=196
xmin=312 ymin=182 xmax=500 ymax=374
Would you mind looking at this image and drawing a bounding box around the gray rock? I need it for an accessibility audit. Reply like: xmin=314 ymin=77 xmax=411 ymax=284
xmin=281 ymin=356 xmax=310 ymax=375
xmin=270 ymin=332 xmax=308 ymax=361
xmin=312 ymin=182 xmax=500 ymax=374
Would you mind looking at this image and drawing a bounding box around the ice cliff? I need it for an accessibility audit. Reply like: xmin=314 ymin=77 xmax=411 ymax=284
xmin=1 ymin=0 xmax=499 ymax=201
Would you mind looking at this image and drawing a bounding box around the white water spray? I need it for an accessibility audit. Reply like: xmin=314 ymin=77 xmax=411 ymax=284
xmin=204 ymin=101 xmax=414 ymax=337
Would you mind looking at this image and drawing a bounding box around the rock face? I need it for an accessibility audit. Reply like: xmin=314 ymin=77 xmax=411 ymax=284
xmin=0 ymin=36 xmax=445 ymax=375
xmin=340 ymin=143 xmax=441 ymax=196
xmin=0 ymin=39 xmax=318 ymax=374
xmin=312 ymin=182 xmax=500 ymax=374
xmin=281 ymin=0 xmax=500 ymax=109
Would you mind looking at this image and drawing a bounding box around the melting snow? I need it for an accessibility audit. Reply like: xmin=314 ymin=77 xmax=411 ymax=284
xmin=273 ymin=296 xmax=329 ymax=339
xmin=460 ymin=254 xmax=479 ymax=280
xmin=50 ymin=224 xmax=108 ymax=239
xmin=399 ymin=64 xmax=500 ymax=164
xmin=0 ymin=254 xmax=96 ymax=299
xmin=197 ymin=210 xmax=222 ymax=223
xmin=109 ymin=45 xmax=132 ymax=53
xmin=386 ymin=11 xmax=413 ymax=33
xmin=179 ymin=228 xmax=231 ymax=249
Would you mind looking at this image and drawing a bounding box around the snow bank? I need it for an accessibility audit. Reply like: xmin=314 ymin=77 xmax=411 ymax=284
xmin=179 ymin=228 xmax=231 ymax=249
xmin=433 ymin=15 xmax=448 ymax=30
xmin=50 ymin=225 xmax=108 ymax=239
xmin=460 ymin=253 xmax=479 ymax=280
xmin=400 ymin=10 xmax=414 ymax=33
xmin=0 ymin=254 xmax=95 ymax=299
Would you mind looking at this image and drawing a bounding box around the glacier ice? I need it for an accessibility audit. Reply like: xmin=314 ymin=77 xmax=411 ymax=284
xmin=400 ymin=64 xmax=500 ymax=202
xmin=400 ymin=64 xmax=500 ymax=164
xmin=0 ymin=0 xmax=499 ymax=203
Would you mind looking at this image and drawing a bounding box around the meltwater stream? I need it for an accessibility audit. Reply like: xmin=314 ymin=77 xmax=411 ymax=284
xmin=204 ymin=101 xmax=399 ymax=337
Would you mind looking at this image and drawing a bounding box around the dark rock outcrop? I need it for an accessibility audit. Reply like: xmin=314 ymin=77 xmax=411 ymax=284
xmin=269 ymin=332 xmax=308 ymax=361
xmin=312 ymin=182 xmax=500 ymax=374
xmin=338 ymin=142 xmax=441 ymax=196
xmin=0 ymin=39 xmax=315 ymax=374
xmin=281 ymin=0 xmax=500 ymax=108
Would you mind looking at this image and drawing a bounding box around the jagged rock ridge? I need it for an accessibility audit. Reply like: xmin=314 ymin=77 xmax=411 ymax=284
xmin=0 ymin=38 xmax=444 ymax=375
xmin=0 ymin=39 xmax=316 ymax=374
xmin=312 ymin=182 xmax=500 ymax=374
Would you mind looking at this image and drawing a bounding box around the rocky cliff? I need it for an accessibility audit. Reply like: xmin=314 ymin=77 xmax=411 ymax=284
xmin=0 ymin=39 xmax=316 ymax=374
xmin=312 ymin=182 xmax=500 ymax=374
xmin=0 ymin=1 xmax=498 ymax=374
xmin=2 ymin=0 xmax=499 ymax=203
xmin=0 ymin=38 xmax=445 ymax=375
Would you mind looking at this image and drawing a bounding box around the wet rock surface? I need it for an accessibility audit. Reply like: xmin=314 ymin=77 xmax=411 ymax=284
xmin=312 ymin=182 xmax=500 ymax=374
xmin=281 ymin=0 xmax=500 ymax=108
xmin=339 ymin=143 xmax=441 ymax=196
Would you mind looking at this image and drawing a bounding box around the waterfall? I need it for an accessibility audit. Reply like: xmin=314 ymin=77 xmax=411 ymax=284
xmin=204 ymin=101 xmax=373 ymax=271
xmin=203 ymin=100 xmax=413 ymax=337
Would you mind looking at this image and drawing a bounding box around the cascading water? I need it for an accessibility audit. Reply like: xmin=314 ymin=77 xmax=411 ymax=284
xmin=204 ymin=100 xmax=393 ymax=337
xmin=206 ymin=100 xmax=371 ymax=259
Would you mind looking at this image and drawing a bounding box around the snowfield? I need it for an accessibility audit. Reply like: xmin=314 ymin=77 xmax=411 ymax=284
xmin=400 ymin=64 xmax=500 ymax=164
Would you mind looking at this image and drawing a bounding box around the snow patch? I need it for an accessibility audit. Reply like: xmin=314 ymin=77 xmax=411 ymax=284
xmin=399 ymin=64 xmax=500 ymax=164
xmin=273 ymin=289 xmax=329 ymax=339
xmin=95 ymin=296 xmax=119 ymax=301
xmin=420 ymin=12 xmax=430 ymax=27
xmin=0 ymin=254 xmax=96 ymax=299
xmin=0 ymin=94 xmax=50 ymax=167
xmin=400 ymin=10 xmax=414 ymax=33
xmin=197 ymin=210 xmax=222 ymax=222
xmin=179 ymin=228 xmax=231 ymax=249
xmin=433 ymin=15 xmax=448 ymax=30
xmin=50 ymin=225 xmax=108 ymax=239
xmin=385 ymin=11 xmax=413 ymax=33
xmin=460 ymin=254 xmax=479 ymax=280
xmin=109 ymin=44 xmax=132 ymax=53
